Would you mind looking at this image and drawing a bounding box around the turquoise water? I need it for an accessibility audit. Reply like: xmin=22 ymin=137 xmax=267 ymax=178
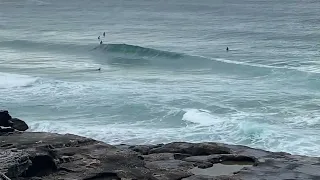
xmin=0 ymin=0 xmax=320 ymax=156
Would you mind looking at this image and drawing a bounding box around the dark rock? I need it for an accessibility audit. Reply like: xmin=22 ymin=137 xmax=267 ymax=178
xmin=0 ymin=127 xmax=15 ymax=136
xmin=128 ymin=144 xmax=164 ymax=155
xmin=149 ymin=142 xmax=231 ymax=155
xmin=0 ymin=110 xmax=13 ymax=127
xmin=143 ymin=153 xmax=176 ymax=162
xmin=83 ymin=172 xmax=121 ymax=180
xmin=1 ymin=132 xmax=320 ymax=180
xmin=174 ymin=153 xmax=191 ymax=160
xmin=222 ymin=144 xmax=270 ymax=158
xmin=194 ymin=162 xmax=213 ymax=169
xmin=0 ymin=132 xmax=155 ymax=180
xmin=145 ymin=160 xmax=194 ymax=180
xmin=184 ymin=154 xmax=257 ymax=165
xmin=23 ymin=154 xmax=57 ymax=177
xmin=11 ymin=118 xmax=29 ymax=131
xmin=0 ymin=150 xmax=32 ymax=178
xmin=184 ymin=155 xmax=219 ymax=163
xmin=182 ymin=175 xmax=241 ymax=180
xmin=0 ymin=127 xmax=15 ymax=133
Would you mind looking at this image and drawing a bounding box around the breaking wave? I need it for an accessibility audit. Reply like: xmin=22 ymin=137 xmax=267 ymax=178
xmin=0 ymin=72 xmax=39 ymax=89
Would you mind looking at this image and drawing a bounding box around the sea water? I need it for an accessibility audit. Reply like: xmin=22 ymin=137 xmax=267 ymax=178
xmin=0 ymin=0 xmax=320 ymax=156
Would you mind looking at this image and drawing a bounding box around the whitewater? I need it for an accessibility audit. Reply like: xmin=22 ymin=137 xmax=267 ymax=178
xmin=1 ymin=0 xmax=320 ymax=157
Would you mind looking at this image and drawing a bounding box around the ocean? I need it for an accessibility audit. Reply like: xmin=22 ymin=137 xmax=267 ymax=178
xmin=1 ymin=0 xmax=319 ymax=156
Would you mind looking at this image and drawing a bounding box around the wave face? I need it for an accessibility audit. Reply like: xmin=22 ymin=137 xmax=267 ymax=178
xmin=90 ymin=43 xmax=207 ymax=70
xmin=93 ymin=44 xmax=182 ymax=59
xmin=1 ymin=0 xmax=320 ymax=158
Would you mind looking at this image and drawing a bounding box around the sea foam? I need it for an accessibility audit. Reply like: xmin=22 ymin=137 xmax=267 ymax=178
xmin=0 ymin=72 xmax=38 ymax=89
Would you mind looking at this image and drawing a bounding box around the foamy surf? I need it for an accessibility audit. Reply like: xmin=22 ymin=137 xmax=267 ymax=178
xmin=26 ymin=114 xmax=320 ymax=157
xmin=0 ymin=72 xmax=39 ymax=89
xmin=182 ymin=108 xmax=223 ymax=126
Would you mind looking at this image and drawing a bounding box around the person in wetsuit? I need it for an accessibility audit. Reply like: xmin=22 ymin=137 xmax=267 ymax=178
xmin=103 ymin=32 xmax=105 ymax=37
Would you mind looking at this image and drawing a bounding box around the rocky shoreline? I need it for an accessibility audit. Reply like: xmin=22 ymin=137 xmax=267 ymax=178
xmin=1 ymin=111 xmax=320 ymax=180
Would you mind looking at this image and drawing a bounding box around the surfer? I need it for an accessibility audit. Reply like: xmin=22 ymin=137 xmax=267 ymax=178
xmin=226 ymin=47 xmax=229 ymax=51
xmin=100 ymin=41 xmax=103 ymax=45
xmin=98 ymin=36 xmax=100 ymax=40
xmin=103 ymin=32 xmax=105 ymax=37
xmin=98 ymin=67 xmax=101 ymax=71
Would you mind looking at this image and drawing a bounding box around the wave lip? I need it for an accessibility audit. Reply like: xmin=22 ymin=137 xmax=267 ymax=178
xmin=0 ymin=72 xmax=38 ymax=89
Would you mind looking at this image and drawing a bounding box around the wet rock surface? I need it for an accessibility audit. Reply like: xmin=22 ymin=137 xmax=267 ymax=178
xmin=0 ymin=132 xmax=154 ymax=180
xmin=10 ymin=118 xmax=29 ymax=132
xmin=0 ymin=111 xmax=28 ymax=134
xmin=1 ymin=133 xmax=319 ymax=180
xmin=0 ymin=110 xmax=320 ymax=180
xmin=0 ymin=110 xmax=13 ymax=127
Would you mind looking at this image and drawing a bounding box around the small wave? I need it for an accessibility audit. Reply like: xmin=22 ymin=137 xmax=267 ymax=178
xmin=211 ymin=57 xmax=320 ymax=75
xmin=235 ymin=121 xmax=266 ymax=143
xmin=0 ymin=72 xmax=39 ymax=89
xmin=182 ymin=108 xmax=224 ymax=126
xmin=213 ymin=58 xmax=278 ymax=69
xmin=92 ymin=43 xmax=183 ymax=59
xmin=284 ymin=114 xmax=320 ymax=127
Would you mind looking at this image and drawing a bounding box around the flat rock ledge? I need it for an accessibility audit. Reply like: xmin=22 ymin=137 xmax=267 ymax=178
xmin=0 ymin=132 xmax=319 ymax=180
